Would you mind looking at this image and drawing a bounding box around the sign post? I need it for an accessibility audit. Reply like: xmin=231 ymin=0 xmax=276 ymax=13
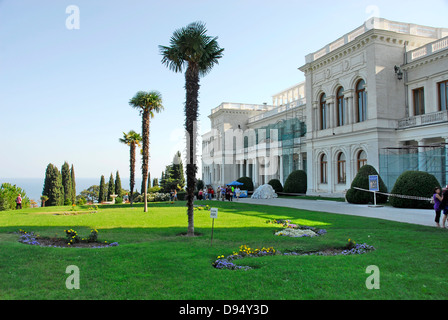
xmin=210 ymin=208 xmax=218 ymax=246
xmin=368 ymin=175 xmax=382 ymax=207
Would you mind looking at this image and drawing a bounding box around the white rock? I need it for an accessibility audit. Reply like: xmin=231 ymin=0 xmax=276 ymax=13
xmin=251 ymin=184 xmax=278 ymax=199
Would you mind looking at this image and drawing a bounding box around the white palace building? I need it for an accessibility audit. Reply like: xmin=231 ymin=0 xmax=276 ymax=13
xmin=201 ymin=17 xmax=448 ymax=197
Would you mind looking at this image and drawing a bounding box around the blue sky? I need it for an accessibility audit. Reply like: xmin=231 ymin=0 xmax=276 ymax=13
xmin=0 ymin=0 xmax=447 ymax=181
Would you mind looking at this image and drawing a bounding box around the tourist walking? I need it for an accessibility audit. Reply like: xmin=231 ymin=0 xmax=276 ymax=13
xmin=220 ymin=185 xmax=226 ymax=201
xmin=198 ymin=189 xmax=203 ymax=200
xmin=433 ymin=187 xmax=443 ymax=227
xmin=16 ymin=194 xmax=22 ymax=209
xmin=441 ymin=185 xmax=448 ymax=228
xmin=173 ymin=189 xmax=178 ymax=201
xmin=235 ymin=187 xmax=241 ymax=200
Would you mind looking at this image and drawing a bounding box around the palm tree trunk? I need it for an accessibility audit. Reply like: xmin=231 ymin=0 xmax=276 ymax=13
xmin=185 ymin=63 xmax=200 ymax=236
xmin=130 ymin=143 xmax=136 ymax=206
xmin=142 ymin=110 xmax=150 ymax=212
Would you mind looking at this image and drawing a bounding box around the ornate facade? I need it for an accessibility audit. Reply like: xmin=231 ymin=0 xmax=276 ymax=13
xmin=202 ymin=18 xmax=448 ymax=197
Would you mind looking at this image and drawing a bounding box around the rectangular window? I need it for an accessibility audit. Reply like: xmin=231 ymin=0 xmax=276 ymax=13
xmin=439 ymin=80 xmax=448 ymax=111
xmin=413 ymin=87 xmax=425 ymax=115
xmin=337 ymin=160 xmax=346 ymax=183
xmin=320 ymin=161 xmax=327 ymax=184
xmin=357 ymin=92 xmax=367 ymax=122
xmin=337 ymin=98 xmax=345 ymax=126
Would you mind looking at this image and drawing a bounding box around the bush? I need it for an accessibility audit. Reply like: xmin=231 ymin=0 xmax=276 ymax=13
xmin=0 ymin=183 xmax=30 ymax=211
xmin=268 ymin=179 xmax=283 ymax=193
xmin=389 ymin=171 xmax=440 ymax=209
xmin=147 ymin=186 xmax=162 ymax=193
xmin=115 ymin=197 xmax=123 ymax=204
xmin=177 ymin=191 xmax=187 ymax=201
xmin=236 ymin=177 xmax=254 ymax=191
xmin=196 ymin=179 xmax=204 ymax=192
xmin=134 ymin=193 xmax=171 ymax=203
xmin=345 ymin=165 xmax=388 ymax=204
xmin=283 ymin=170 xmax=307 ymax=193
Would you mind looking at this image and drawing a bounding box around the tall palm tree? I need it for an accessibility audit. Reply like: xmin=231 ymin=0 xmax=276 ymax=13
xmin=129 ymin=91 xmax=164 ymax=212
xmin=159 ymin=21 xmax=224 ymax=236
xmin=119 ymin=130 xmax=142 ymax=206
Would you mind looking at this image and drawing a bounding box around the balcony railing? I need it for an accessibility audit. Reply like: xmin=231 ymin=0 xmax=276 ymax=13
xmin=397 ymin=110 xmax=448 ymax=129
xmin=211 ymin=102 xmax=274 ymax=114
xmin=305 ymin=17 xmax=448 ymax=64
xmin=407 ymin=36 xmax=448 ymax=62
xmin=247 ymin=100 xmax=306 ymax=124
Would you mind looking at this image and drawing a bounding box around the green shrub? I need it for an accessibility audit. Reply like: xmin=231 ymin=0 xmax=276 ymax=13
xmin=115 ymin=197 xmax=123 ymax=204
xmin=236 ymin=177 xmax=254 ymax=191
xmin=176 ymin=191 xmax=187 ymax=201
xmin=147 ymin=186 xmax=162 ymax=193
xmin=0 ymin=183 xmax=30 ymax=211
xmin=134 ymin=193 xmax=171 ymax=202
xmin=389 ymin=171 xmax=440 ymax=209
xmin=345 ymin=165 xmax=388 ymax=204
xmin=268 ymin=179 xmax=283 ymax=193
xmin=283 ymin=170 xmax=307 ymax=193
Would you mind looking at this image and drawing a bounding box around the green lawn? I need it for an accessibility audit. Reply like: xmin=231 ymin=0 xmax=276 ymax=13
xmin=0 ymin=200 xmax=447 ymax=300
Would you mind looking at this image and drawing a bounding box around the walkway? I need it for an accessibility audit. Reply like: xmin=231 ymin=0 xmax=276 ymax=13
xmin=236 ymin=197 xmax=437 ymax=227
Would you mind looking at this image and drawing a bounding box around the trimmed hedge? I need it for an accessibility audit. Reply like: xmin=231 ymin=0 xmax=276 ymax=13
xmin=268 ymin=179 xmax=283 ymax=193
xmin=389 ymin=171 xmax=440 ymax=209
xmin=236 ymin=177 xmax=254 ymax=191
xmin=345 ymin=165 xmax=388 ymax=204
xmin=283 ymin=170 xmax=307 ymax=194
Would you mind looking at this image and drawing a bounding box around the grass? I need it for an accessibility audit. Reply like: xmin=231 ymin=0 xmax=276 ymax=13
xmin=0 ymin=200 xmax=447 ymax=300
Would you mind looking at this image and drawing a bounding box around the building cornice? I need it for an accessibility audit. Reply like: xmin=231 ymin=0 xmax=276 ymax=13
xmin=299 ymin=29 xmax=435 ymax=75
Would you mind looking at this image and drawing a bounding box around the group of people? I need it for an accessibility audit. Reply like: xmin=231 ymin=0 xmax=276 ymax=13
xmin=197 ymin=185 xmax=241 ymax=201
xmin=433 ymin=185 xmax=448 ymax=228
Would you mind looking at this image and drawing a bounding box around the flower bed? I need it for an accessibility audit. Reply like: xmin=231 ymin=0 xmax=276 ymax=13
xmin=212 ymin=240 xmax=375 ymax=270
xmin=212 ymin=245 xmax=276 ymax=270
xmin=17 ymin=229 xmax=118 ymax=248
xmin=266 ymin=219 xmax=327 ymax=237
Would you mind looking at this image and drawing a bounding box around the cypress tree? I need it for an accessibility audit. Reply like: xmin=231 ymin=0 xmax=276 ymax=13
xmin=42 ymin=163 xmax=64 ymax=206
xmin=98 ymin=175 xmax=106 ymax=203
xmin=115 ymin=171 xmax=122 ymax=197
xmin=107 ymin=173 xmax=115 ymax=201
xmin=152 ymin=177 xmax=158 ymax=187
xmin=172 ymin=151 xmax=185 ymax=190
xmin=70 ymin=164 xmax=76 ymax=204
xmin=61 ymin=162 xmax=72 ymax=205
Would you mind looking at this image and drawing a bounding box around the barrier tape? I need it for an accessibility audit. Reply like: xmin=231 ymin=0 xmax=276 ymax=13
xmin=353 ymin=187 xmax=432 ymax=201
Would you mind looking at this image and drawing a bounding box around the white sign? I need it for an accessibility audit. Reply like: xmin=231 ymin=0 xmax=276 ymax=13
xmin=210 ymin=208 xmax=218 ymax=219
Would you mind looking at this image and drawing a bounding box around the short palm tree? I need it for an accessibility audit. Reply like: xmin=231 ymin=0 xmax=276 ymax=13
xmin=159 ymin=21 xmax=224 ymax=236
xmin=119 ymin=130 xmax=142 ymax=206
xmin=129 ymin=91 xmax=164 ymax=212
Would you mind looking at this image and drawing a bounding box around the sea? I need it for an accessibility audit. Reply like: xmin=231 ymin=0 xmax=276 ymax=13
xmin=0 ymin=177 xmax=143 ymax=205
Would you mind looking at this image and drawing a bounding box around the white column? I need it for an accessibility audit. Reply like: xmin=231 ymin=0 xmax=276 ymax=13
xmin=254 ymin=157 xmax=259 ymax=187
xmin=445 ymin=137 xmax=448 ymax=186
xmin=326 ymin=97 xmax=334 ymax=129
xmin=279 ymin=155 xmax=284 ymax=185
xmin=418 ymin=139 xmax=426 ymax=171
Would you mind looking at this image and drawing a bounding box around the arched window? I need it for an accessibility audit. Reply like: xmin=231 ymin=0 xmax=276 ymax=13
xmin=320 ymin=93 xmax=327 ymax=130
xmin=356 ymin=80 xmax=367 ymax=122
xmin=320 ymin=154 xmax=328 ymax=184
xmin=337 ymin=152 xmax=346 ymax=184
xmin=336 ymin=87 xmax=345 ymax=126
xmin=244 ymin=136 xmax=249 ymax=148
xmin=357 ymin=150 xmax=367 ymax=171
